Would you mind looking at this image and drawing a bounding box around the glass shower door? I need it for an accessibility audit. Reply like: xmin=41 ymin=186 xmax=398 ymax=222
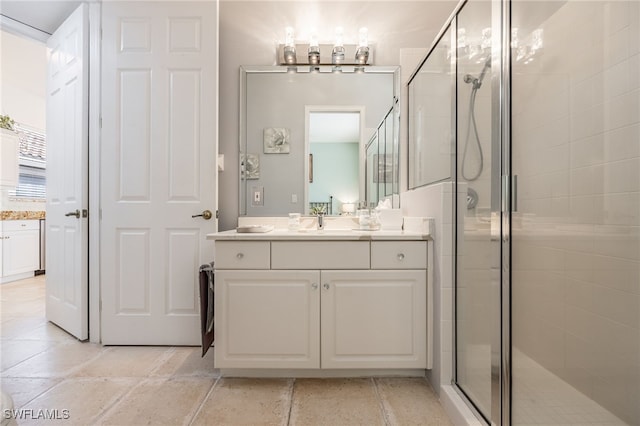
xmin=454 ymin=0 xmax=497 ymax=421
xmin=510 ymin=1 xmax=640 ymax=425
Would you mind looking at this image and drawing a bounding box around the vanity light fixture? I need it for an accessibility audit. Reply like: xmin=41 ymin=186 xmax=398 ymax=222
xmin=277 ymin=26 xmax=374 ymax=66
xmin=454 ymin=26 xmax=542 ymax=65
xmin=332 ymin=26 xmax=345 ymax=65
xmin=283 ymin=26 xmax=296 ymax=65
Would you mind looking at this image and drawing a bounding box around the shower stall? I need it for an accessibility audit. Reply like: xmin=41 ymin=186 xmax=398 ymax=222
xmin=411 ymin=0 xmax=640 ymax=424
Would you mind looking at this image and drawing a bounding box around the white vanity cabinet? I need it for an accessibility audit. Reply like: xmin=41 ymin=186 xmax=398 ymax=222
xmin=0 ymin=220 xmax=40 ymax=282
xmin=213 ymin=236 xmax=428 ymax=371
xmin=320 ymin=269 xmax=426 ymax=369
xmin=215 ymin=270 xmax=320 ymax=369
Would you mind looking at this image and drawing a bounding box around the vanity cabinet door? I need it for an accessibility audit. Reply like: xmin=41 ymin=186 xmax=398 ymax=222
xmin=320 ymin=270 xmax=427 ymax=369
xmin=215 ymin=270 xmax=320 ymax=369
xmin=1 ymin=221 xmax=40 ymax=277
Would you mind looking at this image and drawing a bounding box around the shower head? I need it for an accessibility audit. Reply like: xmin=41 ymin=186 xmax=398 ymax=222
xmin=463 ymin=74 xmax=476 ymax=84
xmin=477 ymin=56 xmax=491 ymax=85
xmin=464 ymin=56 xmax=491 ymax=89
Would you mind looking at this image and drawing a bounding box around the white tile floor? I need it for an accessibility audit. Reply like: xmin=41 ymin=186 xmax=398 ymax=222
xmin=458 ymin=343 xmax=629 ymax=425
xmin=512 ymin=349 xmax=628 ymax=426
xmin=1 ymin=275 xmax=453 ymax=425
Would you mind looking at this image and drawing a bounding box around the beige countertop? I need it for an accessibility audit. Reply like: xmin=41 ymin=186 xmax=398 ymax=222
xmin=0 ymin=211 xmax=46 ymax=220
xmin=208 ymin=216 xmax=434 ymax=241
xmin=207 ymin=228 xmax=431 ymax=241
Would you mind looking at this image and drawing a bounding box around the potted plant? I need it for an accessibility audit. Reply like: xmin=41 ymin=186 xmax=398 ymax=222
xmin=0 ymin=114 xmax=19 ymax=188
xmin=0 ymin=114 xmax=15 ymax=132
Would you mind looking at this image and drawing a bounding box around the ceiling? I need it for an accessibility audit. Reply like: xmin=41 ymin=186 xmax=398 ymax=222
xmin=1 ymin=1 xmax=82 ymax=35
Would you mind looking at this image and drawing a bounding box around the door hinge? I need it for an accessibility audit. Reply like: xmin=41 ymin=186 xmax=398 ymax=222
xmin=99 ymin=116 xmax=102 ymax=129
xmin=216 ymin=210 xmax=219 ymax=219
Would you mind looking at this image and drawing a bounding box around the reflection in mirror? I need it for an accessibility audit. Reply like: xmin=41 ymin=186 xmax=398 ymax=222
xmin=365 ymin=132 xmax=379 ymax=207
xmin=306 ymin=110 xmax=362 ymax=216
xmin=408 ymin=25 xmax=454 ymax=189
xmin=364 ymin=105 xmax=398 ymax=208
xmin=239 ymin=66 xmax=399 ymax=216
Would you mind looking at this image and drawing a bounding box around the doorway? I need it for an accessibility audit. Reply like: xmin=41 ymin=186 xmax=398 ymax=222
xmin=304 ymin=106 xmax=365 ymax=215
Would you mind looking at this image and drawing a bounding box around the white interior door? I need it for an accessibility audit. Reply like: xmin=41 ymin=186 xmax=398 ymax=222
xmin=45 ymin=3 xmax=90 ymax=340
xmin=100 ymin=1 xmax=218 ymax=345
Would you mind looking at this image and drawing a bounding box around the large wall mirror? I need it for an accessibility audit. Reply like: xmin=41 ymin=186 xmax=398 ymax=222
xmin=239 ymin=65 xmax=399 ymax=216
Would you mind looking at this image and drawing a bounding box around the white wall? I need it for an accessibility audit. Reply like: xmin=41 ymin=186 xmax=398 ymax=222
xmin=219 ymin=0 xmax=459 ymax=230
xmin=0 ymin=29 xmax=46 ymax=131
xmin=402 ymin=182 xmax=456 ymax=397
xmin=0 ymin=29 xmax=47 ymax=212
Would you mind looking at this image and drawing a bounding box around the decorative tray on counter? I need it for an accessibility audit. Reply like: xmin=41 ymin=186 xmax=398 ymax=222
xmin=236 ymin=225 xmax=274 ymax=233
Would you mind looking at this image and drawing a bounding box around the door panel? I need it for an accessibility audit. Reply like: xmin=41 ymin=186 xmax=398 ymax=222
xmin=100 ymin=1 xmax=217 ymax=345
xmin=214 ymin=270 xmax=320 ymax=369
xmin=321 ymin=270 xmax=427 ymax=369
xmin=45 ymin=3 xmax=89 ymax=340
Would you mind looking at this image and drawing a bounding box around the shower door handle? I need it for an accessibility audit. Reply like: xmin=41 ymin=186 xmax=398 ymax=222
xmin=512 ymin=175 xmax=518 ymax=212
xmin=502 ymin=175 xmax=518 ymax=213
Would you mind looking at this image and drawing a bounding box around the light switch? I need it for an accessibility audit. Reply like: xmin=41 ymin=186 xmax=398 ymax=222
xmin=252 ymin=186 xmax=264 ymax=206
xmin=291 ymin=194 xmax=297 ymax=203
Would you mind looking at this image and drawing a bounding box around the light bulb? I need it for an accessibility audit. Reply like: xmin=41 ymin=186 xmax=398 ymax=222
xmin=308 ymin=29 xmax=320 ymax=65
xmin=358 ymin=27 xmax=368 ymax=48
xmin=481 ymin=28 xmax=491 ymax=50
xmin=511 ymin=28 xmax=519 ymax=49
xmin=283 ymin=26 xmax=296 ymax=65
xmin=309 ymin=30 xmax=318 ymax=48
xmin=334 ymin=26 xmax=344 ymax=47
xmin=285 ymin=26 xmax=295 ymax=47
xmin=332 ymin=26 xmax=345 ymax=65
xmin=531 ymin=28 xmax=543 ymax=52
xmin=457 ymin=28 xmax=467 ymax=48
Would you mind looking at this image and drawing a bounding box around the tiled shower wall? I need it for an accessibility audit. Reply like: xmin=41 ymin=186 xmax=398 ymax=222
xmin=511 ymin=1 xmax=640 ymax=423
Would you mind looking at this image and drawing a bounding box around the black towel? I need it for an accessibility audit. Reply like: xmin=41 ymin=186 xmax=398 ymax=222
xmin=199 ymin=262 xmax=215 ymax=357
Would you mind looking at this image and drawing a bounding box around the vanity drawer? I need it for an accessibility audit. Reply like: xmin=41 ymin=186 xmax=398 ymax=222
xmin=271 ymin=241 xmax=370 ymax=270
xmin=1 ymin=220 xmax=40 ymax=232
xmin=371 ymin=241 xmax=427 ymax=269
xmin=215 ymin=241 xmax=270 ymax=269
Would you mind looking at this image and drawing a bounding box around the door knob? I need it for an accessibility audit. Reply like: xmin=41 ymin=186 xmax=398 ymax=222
xmin=65 ymin=209 xmax=80 ymax=218
xmin=192 ymin=210 xmax=213 ymax=220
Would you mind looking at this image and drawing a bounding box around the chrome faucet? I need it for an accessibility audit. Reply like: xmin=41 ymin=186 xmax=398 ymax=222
xmin=317 ymin=213 xmax=324 ymax=230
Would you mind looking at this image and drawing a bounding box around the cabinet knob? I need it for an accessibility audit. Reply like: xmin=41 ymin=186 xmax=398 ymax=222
xmin=323 ymin=283 xmax=330 ymax=290
xmin=397 ymin=253 xmax=405 ymax=261
xmin=311 ymin=283 xmax=318 ymax=290
xmin=236 ymin=253 xmax=244 ymax=259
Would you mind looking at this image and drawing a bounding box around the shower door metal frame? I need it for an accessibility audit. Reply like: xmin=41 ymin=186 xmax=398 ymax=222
xmin=494 ymin=0 xmax=512 ymax=423
xmin=448 ymin=0 xmax=513 ymax=424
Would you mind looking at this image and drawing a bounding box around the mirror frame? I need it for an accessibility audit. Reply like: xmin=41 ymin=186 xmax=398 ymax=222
xmin=238 ymin=65 xmax=400 ymax=216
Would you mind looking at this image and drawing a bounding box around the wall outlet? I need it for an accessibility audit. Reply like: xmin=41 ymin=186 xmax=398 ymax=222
xmin=291 ymin=194 xmax=297 ymax=203
xmin=252 ymin=186 xmax=264 ymax=206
